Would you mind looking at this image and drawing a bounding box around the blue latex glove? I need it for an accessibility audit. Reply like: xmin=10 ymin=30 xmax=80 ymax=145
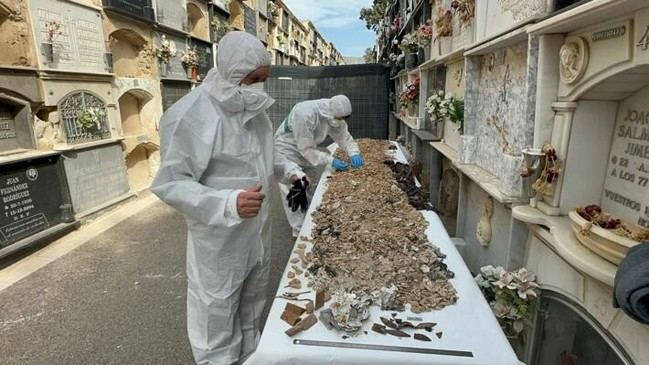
xmin=350 ymin=154 xmax=365 ymax=169
xmin=332 ymin=158 xmax=349 ymax=172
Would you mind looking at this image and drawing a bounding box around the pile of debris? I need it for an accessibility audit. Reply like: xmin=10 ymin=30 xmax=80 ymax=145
xmin=310 ymin=139 xmax=457 ymax=322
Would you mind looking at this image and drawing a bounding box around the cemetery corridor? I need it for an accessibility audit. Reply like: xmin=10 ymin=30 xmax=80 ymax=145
xmin=0 ymin=188 xmax=294 ymax=365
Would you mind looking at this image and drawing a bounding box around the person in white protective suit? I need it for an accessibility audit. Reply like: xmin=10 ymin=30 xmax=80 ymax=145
xmin=274 ymin=96 xmax=365 ymax=237
xmin=151 ymin=31 xmax=274 ymax=365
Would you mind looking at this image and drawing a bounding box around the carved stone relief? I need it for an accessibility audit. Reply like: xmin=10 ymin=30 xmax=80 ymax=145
xmin=497 ymin=0 xmax=547 ymax=22
xmin=476 ymin=196 xmax=494 ymax=247
xmin=559 ymin=37 xmax=589 ymax=85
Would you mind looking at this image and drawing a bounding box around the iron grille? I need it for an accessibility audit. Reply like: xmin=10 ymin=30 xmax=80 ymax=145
xmin=59 ymin=91 xmax=111 ymax=145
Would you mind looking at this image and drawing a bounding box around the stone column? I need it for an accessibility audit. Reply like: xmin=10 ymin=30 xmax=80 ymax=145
xmin=534 ymin=101 xmax=577 ymax=215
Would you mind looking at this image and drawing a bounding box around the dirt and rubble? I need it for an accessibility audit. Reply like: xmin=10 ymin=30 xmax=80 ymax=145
xmin=309 ymin=139 xmax=457 ymax=316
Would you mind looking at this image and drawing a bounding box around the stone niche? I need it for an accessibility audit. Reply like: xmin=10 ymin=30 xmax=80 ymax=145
xmin=524 ymin=235 xmax=649 ymax=365
xmin=0 ymin=70 xmax=42 ymax=154
xmin=0 ymin=0 xmax=37 ymax=67
xmin=115 ymin=83 xmax=161 ymax=191
xmin=29 ymin=0 xmax=109 ymax=73
xmin=62 ymin=142 xmax=130 ymax=215
xmin=438 ymin=158 xmax=459 ymax=234
xmin=465 ymin=37 xmax=539 ymax=198
xmin=186 ymin=0 xmax=209 ymax=40
xmin=155 ymin=32 xmax=188 ymax=80
xmin=103 ymin=16 xmax=155 ymax=79
xmin=535 ymin=11 xmax=649 ymax=222
xmin=38 ymin=79 xmax=117 ymax=148
xmin=156 ymin=0 xmax=186 ymax=31
xmin=442 ymin=58 xmax=465 ymax=151
xmin=0 ymin=94 xmax=34 ymax=154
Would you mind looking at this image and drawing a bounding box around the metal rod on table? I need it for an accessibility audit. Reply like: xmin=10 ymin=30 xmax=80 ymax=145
xmin=293 ymin=339 xmax=474 ymax=357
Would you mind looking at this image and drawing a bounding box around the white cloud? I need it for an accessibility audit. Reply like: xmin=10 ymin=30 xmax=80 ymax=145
xmin=282 ymin=0 xmax=372 ymax=29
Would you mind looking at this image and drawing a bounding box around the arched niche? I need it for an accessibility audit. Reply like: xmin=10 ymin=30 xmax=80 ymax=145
xmin=438 ymin=160 xmax=460 ymax=234
xmin=0 ymin=92 xmax=35 ymax=153
xmin=125 ymin=142 xmax=159 ymax=192
xmin=109 ymin=29 xmax=148 ymax=78
xmin=530 ymin=291 xmax=630 ymax=365
xmin=58 ymin=91 xmax=111 ymax=145
xmin=117 ymin=89 xmax=153 ymax=136
xmin=228 ymin=1 xmax=244 ymax=30
xmin=186 ymin=1 xmax=208 ymax=39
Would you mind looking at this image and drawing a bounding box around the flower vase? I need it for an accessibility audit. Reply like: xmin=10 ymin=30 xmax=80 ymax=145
xmin=405 ymin=52 xmax=419 ymax=70
xmin=407 ymin=103 xmax=416 ymax=117
xmin=186 ymin=67 xmax=193 ymax=79
xmin=437 ymin=37 xmax=452 ymax=57
xmin=41 ymin=42 xmax=54 ymax=63
xmin=458 ymin=135 xmax=477 ymax=164
xmin=160 ymin=62 xmax=168 ymax=77
xmin=463 ymin=23 xmax=475 ymax=46
xmin=191 ymin=66 xmax=198 ymax=81
xmin=501 ymin=154 xmax=525 ymax=198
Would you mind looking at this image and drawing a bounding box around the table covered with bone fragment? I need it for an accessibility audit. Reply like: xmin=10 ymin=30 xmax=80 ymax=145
xmin=245 ymin=140 xmax=522 ymax=365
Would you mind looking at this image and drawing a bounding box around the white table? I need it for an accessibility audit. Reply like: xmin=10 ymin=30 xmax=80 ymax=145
xmin=246 ymin=146 xmax=523 ymax=365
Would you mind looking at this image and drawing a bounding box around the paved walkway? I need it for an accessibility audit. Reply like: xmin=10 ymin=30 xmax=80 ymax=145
xmin=0 ymin=188 xmax=294 ymax=364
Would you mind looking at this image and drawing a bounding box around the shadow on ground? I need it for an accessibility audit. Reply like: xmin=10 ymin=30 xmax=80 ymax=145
xmin=0 ymin=185 xmax=294 ymax=364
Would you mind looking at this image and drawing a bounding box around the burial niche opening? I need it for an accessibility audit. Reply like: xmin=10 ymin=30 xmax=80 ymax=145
xmin=118 ymin=90 xmax=152 ymax=136
xmin=0 ymin=94 xmax=35 ymax=153
xmin=109 ymin=29 xmax=147 ymax=78
xmin=126 ymin=143 xmax=157 ymax=192
xmin=531 ymin=292 xmax=631 ymax=365
xmin=186 ymin=2 xmax=208 ymax=39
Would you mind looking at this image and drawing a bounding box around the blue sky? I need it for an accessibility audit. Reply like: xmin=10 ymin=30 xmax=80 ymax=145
xmin=282 ymin=0 xmax=376 ymax=57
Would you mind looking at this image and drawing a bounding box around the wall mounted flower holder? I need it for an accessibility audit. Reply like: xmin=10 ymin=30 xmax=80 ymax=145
xmin=42 ymin=42 xmax=54 ymax=63
xmin=104 ymin=52 xmax=113 ymax=73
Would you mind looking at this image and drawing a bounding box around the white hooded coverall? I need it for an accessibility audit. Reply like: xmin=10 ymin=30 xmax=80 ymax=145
xmin=151 ymin=32 xmax=274 ymax=365
xmin=274 ymin=97 xmax=360 ymax=236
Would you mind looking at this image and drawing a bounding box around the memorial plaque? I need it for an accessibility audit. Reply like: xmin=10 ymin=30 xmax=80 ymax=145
xmin=0 ymin=155 xmax=69 ymax=249
xmin=0 ymin=106 xmax=19 ymax=152
xmin=602 ymin=87 xmax=649 ymax=228
xmin=62 ymin=143 xmax=130 ymax=214
xmin=195 ymin=41 xmax=213 ymax=80
xmin=244 ymin=5 xmax=257 ymax=36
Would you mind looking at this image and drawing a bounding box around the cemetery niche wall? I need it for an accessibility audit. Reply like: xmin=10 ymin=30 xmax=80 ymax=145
xmin=512 ymin=3 xmax=649 ymax=364
xmin=0 ymin=153 xmax=76 ymax=259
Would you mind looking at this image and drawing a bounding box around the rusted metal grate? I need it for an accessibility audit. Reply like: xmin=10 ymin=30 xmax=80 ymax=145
xmin=59 ymin=91 xmax=111 ymax=145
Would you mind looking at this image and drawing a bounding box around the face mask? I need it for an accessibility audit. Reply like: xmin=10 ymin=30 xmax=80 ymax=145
xmin=241 ymin=82 xmax=265 ymax=93
xmin=328 ymin=118 xmax=343 ymax=128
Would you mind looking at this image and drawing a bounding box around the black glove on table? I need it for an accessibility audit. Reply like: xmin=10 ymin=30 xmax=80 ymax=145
xmin=287 ymin=177 xmax=310 ymax=213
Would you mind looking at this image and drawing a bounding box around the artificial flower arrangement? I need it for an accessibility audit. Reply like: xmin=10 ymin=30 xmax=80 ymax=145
xmin=391 ymin=15 xmax=402 ymax=32
xmin=399 ymin=33 xmax=419 ymax=54
xmin=531 ymin=144 xmax=561 ymax=197
xmin=451 ymin=0 xmax=475 ymax=26
xmin=77 ymin=107 xmax=106 ymax=132
xmin=426 ymin=90 xmax=464 ymax=131
xmin=268 ymin=0 xmax=280 ymax=18
xmin=211 ymin=17 xmax=233 ymax=34
xmin=45 ymin=20 xmax=62 ymax=43
xmin=399 ymin=77 xmax=420 ymax=109
xmin=417 ymin=20 xmax=433 ymax=49
xmin=155 ymin=35 xmax=177 ymax=64
xmin=475 ymin=265 xmax=539 ymax=335
xmin=434 ymin=3 xmax=453 ymax=42
xmin=181 ymin=45 xmax=199 ymax=68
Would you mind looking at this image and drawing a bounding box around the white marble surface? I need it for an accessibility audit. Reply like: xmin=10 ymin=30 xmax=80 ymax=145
xmin=246 ymin=146 xmax=522 ymax=365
